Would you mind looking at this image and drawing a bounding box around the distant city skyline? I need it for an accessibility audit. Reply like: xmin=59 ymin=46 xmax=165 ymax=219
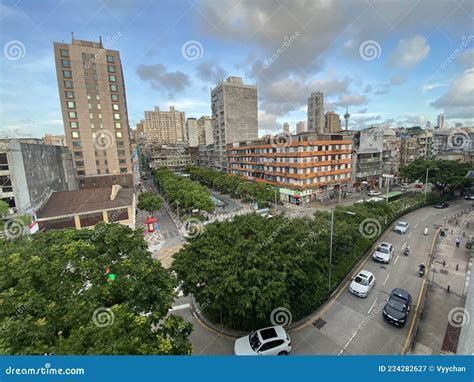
xmin=1 ymin=0 xmax=473 ymax=140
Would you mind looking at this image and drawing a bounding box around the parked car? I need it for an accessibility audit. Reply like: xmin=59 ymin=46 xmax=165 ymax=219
xmin=394 ymin=221 xmax=409 ymax=234
xmin=434 ymin=202 xmax=449 ymax=209
xmin=383 ymin=288 xmax=412 ymax=327
xmin=464 ymin=194 xmax=474 ymax=200
xmin=349 ymin=270 xmax=375 ymax=298
xmin=234 ymin=326 xmax=291 ymax=356
xmin=373 ymin=242 xmax=394 ymax=264
xmin=368 ymin=190 xmax=382 ymax=196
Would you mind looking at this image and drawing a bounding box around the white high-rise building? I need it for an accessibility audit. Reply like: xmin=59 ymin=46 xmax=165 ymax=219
xmin=437 ymin=113 xmax=445 ymax=129
xmin=307 ymin=92 xmax=324 ymax=133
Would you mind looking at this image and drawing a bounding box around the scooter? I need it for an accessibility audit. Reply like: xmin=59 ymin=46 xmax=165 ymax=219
xmin=419 ymin=264 xmax=426 ymax=277
xmin=404 ymin=246 xmax=410 ymax=256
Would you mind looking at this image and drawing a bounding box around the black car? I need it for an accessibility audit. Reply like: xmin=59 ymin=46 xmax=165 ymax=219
xmin=383 ymin=288 xmax=412 ymax=327
xmin=464 ymin=194 xmax=474 ymax=200
xmin=434 ymin=202 xmax=449 ymax=209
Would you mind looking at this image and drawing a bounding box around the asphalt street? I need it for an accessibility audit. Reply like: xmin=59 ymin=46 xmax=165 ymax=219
xmin=168 ymin=199 xmax=472 ymax=355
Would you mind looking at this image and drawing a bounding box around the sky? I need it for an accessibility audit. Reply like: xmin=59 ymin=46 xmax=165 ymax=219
xmin=0 ymin=0 xmax=473 ymax=139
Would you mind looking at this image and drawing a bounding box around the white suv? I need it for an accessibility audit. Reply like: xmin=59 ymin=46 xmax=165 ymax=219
xmin=394 ymin=221 xmax=409 ymax=234
xmin=373 ymin=242 xmax=394 ymax=264
xmin=234 ymin=326 xmax=291 ymax=356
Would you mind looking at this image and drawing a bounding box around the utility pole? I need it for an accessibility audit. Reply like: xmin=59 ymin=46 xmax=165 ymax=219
xmin=424 ymin=168 xmax=430 ymax=203
xmin=329 ymin=210 xmax=334 ymax=291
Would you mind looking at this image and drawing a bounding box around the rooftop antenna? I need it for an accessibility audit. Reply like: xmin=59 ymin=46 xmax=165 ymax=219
xmin=99 ymin=35 xmax=103 ymax=47
xmin=71 ymin=31 xmax=74 ymax=41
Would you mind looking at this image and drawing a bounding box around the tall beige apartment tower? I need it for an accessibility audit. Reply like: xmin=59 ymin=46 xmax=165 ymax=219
xmin=54 ymin=37 xmax=132 ymax=178
xmin=325 ymin=111 xmax=342 ymax=133
xmin=143 ymin=106 xmax=186 ymax=144
xmin=307 ymin=91 xmax=324 ymax=133
xmin=211 ymin=76 xmax=258 ymax=171
xmin=296 ymin=121 xmax=305 ymax=134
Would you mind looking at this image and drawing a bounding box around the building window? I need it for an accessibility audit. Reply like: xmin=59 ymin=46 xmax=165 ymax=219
xmin=110 ymin=84 xmax=118 ymax=92
xmin=61 ymin=59 xmax=70 ymax=68
xmin=106 ymin=55 xmax=115 ymax=63
xmin=60 ymin=48 xmax=69 ymax=58
xmin=87 ymin=94 xmax=91 ymax=100
xmin=112 ymin=104 xmax=119 ymax=111
xmin=89 ymin=113 xmax=94 ymax=119
xmin=108 ymin=75 xmax=116 ymax=82
xmin=74 ymin=151 xmax=83 ymax=158
xmin=72 ymin=141 xmax=81 ymax=148
xmin=67 ymin=101 xmax=76 ymax=109
xmin=119 ymin=159 xmax=126 ymax=165
xmin=96 ymin=94 xmax=100 ymax=100
xmin=99 ymin=123 xmax=103 ymax=129
xmin=84 ymin=73 xmax=89 ymax=80
xmin=120 ymin=168 xmax=127 ymax=173
xmin=104 ymin=160 xmax=108 ymax=165
xmin=68 ymin=111 xmax=77 ymax=119
xmin=70 ymin=121 xmax=78 ymax=128
xmin=65 ymin=91 xmax=74 ymax=99
xmin=77 ymin=170 xmax=85 ymax=176
xmin=64 ymin=80 xmax=73 ymax=89
xmin=88 ymin=103 xmax=92 ymax=110
xmin=75 ymin=160 xmax=84 ymax=167
xmin=105 ymin=169 xmax=109 ymax=174
xmin=90 ymin=123 xmax=95 ymax=129
xmin=63 ymin=70 xmax=72 ymax=78
xmin=72 ymin=131 xmax=80 ymax=138
xmin=97 ymin=103 xmax=101 ymax=110
xmin=111 ymin=94 xmax=119 ymax=101
xmin=117 ymin=141 xmax=124 ymax=147
xmin=115 ymin=122 xmax=122 ymax=129
xmin=108 ymin=65 xmax=116 ymax=73
xmin=113 ymin=113 xmax=120 ymax=120
xmin=98 ymin=113 xmax=102 ymax=120
xmin=116 ymin=131 xmax=123 ymax=138
xmin=117 ymin=149 xmax=125 ymax=157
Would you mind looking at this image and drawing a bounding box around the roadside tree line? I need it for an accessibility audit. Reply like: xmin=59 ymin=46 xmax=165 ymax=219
xmin=186 ymin=165 xmax=275 ymax=207
xmin=172 ymin=192 xmax=437 ymax=331
xmin=154 ymin=168 xmax=214 ymax=213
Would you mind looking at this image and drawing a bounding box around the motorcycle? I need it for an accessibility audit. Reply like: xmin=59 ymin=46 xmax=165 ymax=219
xmin=403 ymin=246 xmax=410 ymax=256
xmin=419 ymin=264 xmax=426 ymax=277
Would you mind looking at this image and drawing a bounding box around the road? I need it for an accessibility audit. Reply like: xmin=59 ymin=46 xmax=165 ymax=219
xmin=173 ymin=199 xmax=471 ymax=355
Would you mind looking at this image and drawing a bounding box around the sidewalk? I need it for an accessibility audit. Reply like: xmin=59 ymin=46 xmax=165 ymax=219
xmin=411 ymin=208 xmax=473 ymax=354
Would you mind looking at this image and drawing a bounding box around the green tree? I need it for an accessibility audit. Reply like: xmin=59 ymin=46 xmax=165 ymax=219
xmin=0 ymin=200 xmax=9 ymax=218
xmin=0 ymin=224 xmax=192 ymax=355
xmin=137 ymin=191 xmax=163 ymax=216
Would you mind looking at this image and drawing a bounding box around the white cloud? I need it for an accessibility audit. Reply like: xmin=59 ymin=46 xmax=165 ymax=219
xmin=390 ymin=35 xmax=430 ymax=69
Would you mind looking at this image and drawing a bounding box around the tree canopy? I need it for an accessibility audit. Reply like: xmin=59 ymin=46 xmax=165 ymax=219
xmin=400 ymin=159 xmax=473 ymax=189
xmin=0 ymin=200 xmax=9 ymax=218
xmin=154 ymin=168 xmax=214 ymax=212
xmin=186 ymin=166 xmax=275 ymax=207
xmin=137 ymin=191 xmax=163 ymax=215
xmin=0 ymin=224 xmax=192 ymax=355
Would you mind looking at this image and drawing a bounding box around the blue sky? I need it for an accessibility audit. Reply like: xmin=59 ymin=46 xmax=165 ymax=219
xmin=0 ymin=0 xmax=473 ymax=138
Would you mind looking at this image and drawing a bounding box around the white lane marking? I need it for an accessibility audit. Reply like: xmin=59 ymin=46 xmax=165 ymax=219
xmin=408 ymin=232 xmax=412 ymax=238
xmin=402 ymin=242 xmax=407 ymax=251
xmin=169 ymin=303 xmax=190 ymax=312
xmin=383 ymin=273 xmax=390 ymax=286
xmin=368 ymin=298 xmax=377 ymax=314
xmin=338 ymin=329 xmax=358 ymax=355
xmin=394 ymin=255 xmax=400 ymax=265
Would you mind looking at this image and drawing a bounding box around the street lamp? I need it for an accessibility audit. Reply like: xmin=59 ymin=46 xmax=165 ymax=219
xmin=172 ymin=201 xmax=180 ymax=221
xmin=382 ymin=174 xmax=394 ymax=203
xmin=424 ymin=168 xmax=430 ymax=203
xmin=328 ymin=209 xmax=356 ymax=291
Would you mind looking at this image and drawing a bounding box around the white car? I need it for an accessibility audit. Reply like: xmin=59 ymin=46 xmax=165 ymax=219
xmin=349 ymin=270 xmax=376 ymax=298
xmin=394 ymin=221 xmax=409 ymax=234
xmin=234 ymin=326 xmax=291 ymax=356
xmin=373 ymin=242 xmax=394 ymax=264
xmin=368 ymin=190 xmax=382 ymax=196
